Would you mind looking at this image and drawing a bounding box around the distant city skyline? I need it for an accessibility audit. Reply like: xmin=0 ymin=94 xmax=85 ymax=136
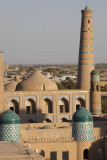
xmin=0 ymin=0 xmax=107 ymax=64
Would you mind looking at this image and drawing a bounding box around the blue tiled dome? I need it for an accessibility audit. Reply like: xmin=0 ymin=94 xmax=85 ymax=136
xmin=0 ymin=110 xmax=20 ymax=142
xmin=73 ymin=107 xmax=93 ymax=122
xmin=0 ymin=110 xmax=20 ymax=124
xmin=91 ymin=70 xmax=100 ymax=82
xmin=91 ymin=70 xmax=100 ymax=76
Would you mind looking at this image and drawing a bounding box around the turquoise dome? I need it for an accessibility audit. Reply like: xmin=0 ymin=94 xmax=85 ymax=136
xmin=91 ymin=70 xmax=100 ymax=76
xmin=73 ymin=107 xmax=93 ymax=122
xmin=85 ymin=5 xmax=89 ymax=10
xmin=0 ymin=110 xmax=20 ymax=124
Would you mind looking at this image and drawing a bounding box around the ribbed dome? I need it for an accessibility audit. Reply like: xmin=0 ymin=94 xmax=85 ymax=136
xmin=0 ymin=110 xmax=20 ymax=124
xmin=91 ymin=70 xmax=100 ymax=76
xmin=73 ymin=107 xmax=93 ymax=122
xmin=16 ymin=70 xmax=58 ymax=91
xmin=85 ymin=5 xmax=89 ymax=10
xmin=4 ymin=81 xmax=17 ymax=91
xmin=91 ymin=70 xmax=100 ymax=82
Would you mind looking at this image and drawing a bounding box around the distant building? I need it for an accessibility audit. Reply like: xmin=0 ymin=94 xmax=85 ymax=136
xmin=60 ymin=75 xmax=77 ymax=81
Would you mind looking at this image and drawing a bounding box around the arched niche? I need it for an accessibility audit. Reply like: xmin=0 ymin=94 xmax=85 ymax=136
xmin=42 ymin=98 xmax=53 ymax=113
xmin=28 ymin=119 xmax=35 ymax=123
xmin=26 ymin=99 xmax=36 ymax=114
xmin=76 ymin=98 xmax=85 ymax=110
xmin=61 ymin=118 xmax=68 ymax=122
xmin=43 ymin=118 xmax=52 ymax=123
xmin=9 ymin=99 xmax=19 ymax=115
xmin=59 ymin=98 xmax=69 ymax=113
xmin=84 ymin=149 xmax=89 ymax=160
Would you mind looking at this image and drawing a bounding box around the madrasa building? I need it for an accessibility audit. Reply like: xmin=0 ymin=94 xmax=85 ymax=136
xmin=0 ymin=5 xmax=107 ymax=160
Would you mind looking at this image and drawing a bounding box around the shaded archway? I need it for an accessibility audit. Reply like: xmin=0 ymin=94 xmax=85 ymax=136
xmin=42 ymin=98 xmax=53 ymax=113
xmin=26 ymin=99 xmax=36 ymax=114
xmin=28 ymin=119 xmax=35 ymax=123
xmin=84 ymin=149 xmax=89 ymax=160
xmin=40 ymin=150 xmax=45 ymax=157
xmin=44 ymin=118 xmax=52 ymax=123
xmin=9 ymin=99 xmax=19 ymax=115
xmin=61 ymin=118 xmax=68 ymax=122
xmin=76 ymin=98 xmax=85 ymax=110
xmin=59 ymin=98 xmax=69 ymax=113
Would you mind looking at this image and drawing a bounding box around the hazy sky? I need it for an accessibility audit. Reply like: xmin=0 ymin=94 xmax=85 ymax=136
xmin=0 ymin=0 xmax=107 ymax=64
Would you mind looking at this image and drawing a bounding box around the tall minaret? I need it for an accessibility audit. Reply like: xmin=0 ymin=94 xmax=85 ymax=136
xmin=77 ymin=5 xmax=95 ymax=90
xmin=0 ymin=51 xmax=4 ymax=114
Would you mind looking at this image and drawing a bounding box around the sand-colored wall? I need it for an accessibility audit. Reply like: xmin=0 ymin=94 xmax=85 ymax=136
xmin=4 ymin=90 xmax=90 ymax=123
xmin=20 ymin=123 xmax=107 ymax=160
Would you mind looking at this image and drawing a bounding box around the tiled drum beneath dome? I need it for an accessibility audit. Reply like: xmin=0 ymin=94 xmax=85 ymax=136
xmin=72 ymin=121 xmax=94 ymax=142
xmin=0 ymin=123 xmax=20 ymax=142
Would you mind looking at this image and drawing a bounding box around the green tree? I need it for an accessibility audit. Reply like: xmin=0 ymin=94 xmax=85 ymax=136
xmin=57 ymin=79 xmax=77 ymax=90
xmin=101 ymin=84 xmax=107 ymax=92
xmin=102 ymin=98 xmax=107 ymax=113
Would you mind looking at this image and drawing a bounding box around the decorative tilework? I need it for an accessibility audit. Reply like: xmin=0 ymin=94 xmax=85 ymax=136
xmin=58 ymin=115 xmax=70 ymax=121
xmin=7 ymin=97 xmax=19 ymax=103
xmin=41 ymin=95 xmax=53 ymax=101
xmin=91 ymin=75 xmax=100 ymax=81
xmin=58 ymin=95 xmax=69 ymax=101
xmin=72 ymin=121 xmax=94 ymax=142
xmin=25 ymin=96 xmax=36 ymax=102
xmin=42 ymin=115 xmax=54 ymax=122
xmin=0 ymin=124 xmax=20 ymax=142
xmin=74 ymin=95 xmax=86 ymax=101
xmin=25 ymin=115 xmax=36 ymax=123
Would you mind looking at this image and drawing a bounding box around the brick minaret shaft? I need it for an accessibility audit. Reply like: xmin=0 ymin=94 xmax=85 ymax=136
xmin=77 ymin=6 xmax=95 ymax=90
xmin=0 ymin=53 xmax=4 ymax=114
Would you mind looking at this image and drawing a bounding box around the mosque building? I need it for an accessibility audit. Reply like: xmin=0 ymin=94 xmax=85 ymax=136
xmin=0 ymin=5 xmax=107 ymax=160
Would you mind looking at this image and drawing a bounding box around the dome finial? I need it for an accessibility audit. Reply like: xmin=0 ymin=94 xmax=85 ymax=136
xmin=85 ymin=4 xmax=89 ymax=10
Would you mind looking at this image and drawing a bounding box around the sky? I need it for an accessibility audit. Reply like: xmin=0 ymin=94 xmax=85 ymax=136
xmin=0 ymin=0 xmax=107 ymax=64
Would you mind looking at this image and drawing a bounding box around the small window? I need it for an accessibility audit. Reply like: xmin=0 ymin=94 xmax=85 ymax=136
xmin=88 ymin=20 xmax=90 ymax=23
xmin=60 ymin=105 xmax=63 ymax=113
xmin=96 ymin=85 xmax=99 ymax=91
xmin=50 ymin=152 xmax=57 ymax=160
xmin=65 ymin=105 xmax=69 ymax=113
xmin=62 ymin=151 xmax=69 ymax=160
xmin=76 ymin=105 xmax=80 ymax=110
xmin=40 ymin=150 xmax=45 ymax=157
xmin=26 ymin=106 xmax=31 ymax=114
xmin=84 ymin=149 xmax=89 ymax=160
xmin=41 ymin=85 xmax=45 ymax=90
xmin=10 ymin=107 xmax=14 ymax=111
xmin=48 ymin=104 xmax=52 ymax=113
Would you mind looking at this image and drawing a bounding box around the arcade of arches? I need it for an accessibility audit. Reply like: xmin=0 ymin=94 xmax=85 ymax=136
xmin=5 ymin=90 xmax=89 ymax=123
